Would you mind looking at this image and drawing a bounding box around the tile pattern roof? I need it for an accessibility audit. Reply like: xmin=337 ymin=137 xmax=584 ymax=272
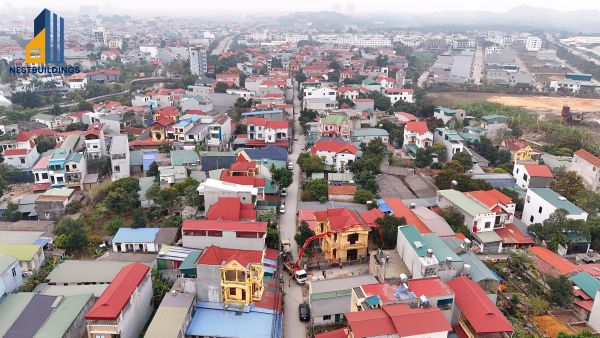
xmin=523 ymin=164 xmax=553 ymax=177
xmin=205 ymin=197 xmax=257 ymax=220
xmin=405 ymin=121 xmax=429 ymax=134
xmin=382 ymin=198 xmax=431 ymax=234
xmin=196 ymin=246 xmax=263 ymax=267
xmin=464 ymin=189 xmax=512 ymax=208
xmin=574 ymin=149 xmax=600 ymax=168
xmin=527 ymin=246 xmax=578 ymax=275
xmin=311 ymin=139 xmax=357 ymax=155
xmin=503 ymin=138 xmax=529 ymax=151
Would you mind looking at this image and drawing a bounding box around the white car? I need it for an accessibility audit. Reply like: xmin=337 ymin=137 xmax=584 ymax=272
xmin=279 ymin=204 xmax=286 ymax=214
xmin=287 ymin=161 xmax=293 ymax=170
xmin=280 ymin=188 xmax=287 ymax=197
xmin=293 ymin=136 xmax=299 ymax=141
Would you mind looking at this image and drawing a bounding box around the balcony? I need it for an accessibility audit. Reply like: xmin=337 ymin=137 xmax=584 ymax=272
xmin=87 ymin=323 xmax=119 ymax=335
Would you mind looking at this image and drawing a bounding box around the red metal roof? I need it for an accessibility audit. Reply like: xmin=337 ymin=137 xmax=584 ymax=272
xmin=407 ymin=277 xmax=454 ymax=297
xmin=313 ymin=208 xmax=380 ymax=231
xmin=327 ymin=184 xmax=357 ymax=195
xmin=311 ymin=139 xmax=357 ymax=155
xmin=503 ymin=138 xmax=529 ymax=151
xmin=85 ymin=263 xmax=149 ymax=320
xmin=314 ymin=328 xmax=349 ymax=338
xmin=205 ymin=197 xmax=257 ymax=221
xmin=353 ymin=98 xmax=373 ymax=102
xmin=385 ymin=88 xmax=414 ymax=94
xmin=574 ymin=300 xmax=594 ymax=312
xmin=384 ymin=304 xmax=451 ymax=337
xmin=220 ymin=169 xmax=266 ymax=187
xmin=246 ymin=117 xmax=267 ymax=126
xmin=494 ymin=223 xmax=534 ymax=245
xmin=523 ymin=164 xmax=553 ymax=178
xmin=16 ymin=129 xmax=54 ymax=142
xmin=383 ymin=198 xmax=431 ymax=234
xmin=405 ymin=121 xmax=429 ymax=134
xmin=579 ymin=263 xmax=600 ymax=277
xmin=196 ymin=246 xmax=263 ymax=267
xmin=3 ymin=148 xmax=28 ymax=156
xmin=465 ymin=189 xmax=512 ymax=208
xmin=528 ymin=246 xmax=578 ymax=275
xmin=182 ymin=220 xmax=266 ymax=233
xmin=448 ymin=276 xmax=513 ymax=334
xmin=345 ymin=308 xmax=396 ymax=337
xmin=574 ymin=149 xmax=600 ymax=168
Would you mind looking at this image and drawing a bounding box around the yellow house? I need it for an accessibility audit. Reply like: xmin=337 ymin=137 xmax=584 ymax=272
xmin=220 ymin=259 xmax=264 ymax=306
xmin=503 ymin=139 xmax=532 ymax=162
xmin=313 ymin=208 xmax=383 ymax=262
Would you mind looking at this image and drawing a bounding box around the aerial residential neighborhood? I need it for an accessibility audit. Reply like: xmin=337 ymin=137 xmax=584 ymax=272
xmin=2 ymin=1 xmax=600 ymax=338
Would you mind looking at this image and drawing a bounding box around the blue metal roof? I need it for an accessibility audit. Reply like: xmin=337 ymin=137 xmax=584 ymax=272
xmin=142 ymin=151 xmax=159 ymax=171
xmin=377 ymin=199 xmax=392 ymax=213
xmin=241 ymin=109 xmax=283 ymax=116
xmin=112 ymin=228 xmax=159 ymax=243
xmin=244 ymin=146 xmax=288 ymax=162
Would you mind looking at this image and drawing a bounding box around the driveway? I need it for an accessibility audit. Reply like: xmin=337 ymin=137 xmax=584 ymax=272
xmin=280 ymin=80 xmax=307 ymax=338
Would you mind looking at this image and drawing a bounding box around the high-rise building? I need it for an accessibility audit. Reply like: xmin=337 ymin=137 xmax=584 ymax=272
xmin=92 ymin=27 xmax=106 ymax=45
xmin=189 ymin=45 xmax=207 ymax=76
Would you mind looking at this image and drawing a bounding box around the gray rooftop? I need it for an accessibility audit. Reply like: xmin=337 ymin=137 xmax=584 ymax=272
xmin=310 ymin=274 xmax=378 ymax=294
xmin=45 ymin=260 xmax=130 ymax=284
xmin=109 ymin=135 xmax=128 ymax=155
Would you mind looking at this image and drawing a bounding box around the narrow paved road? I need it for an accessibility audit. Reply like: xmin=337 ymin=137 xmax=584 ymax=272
xmin=472 ymin=46 xmax=484 ymax=85
xmin=280 ymin=81 xmax=307 ymax=338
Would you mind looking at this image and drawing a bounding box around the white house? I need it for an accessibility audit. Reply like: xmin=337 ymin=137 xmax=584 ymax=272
xmin=31 ymin=113 xmax=61 ymax=129
xmin=434 ymin=107 xmax=465 ymax=124
xmin=396 ymin=225 xmax=439 ymax=279
xmin=0 ymin=244 xmax=45 ymax=275
xmin=110 ymin=135 xmax=130 ymax=181
xmin=182 ymin=220 xmax=266 ymax=251
xmin=111 ymin=228 xmax=160 ymax=253
xmin=433 ymin=128 xmax=464 ymax=162
xmin=571 ymin=149 xmax=600 ymax=193
xmin=337 ymin=87 xmax=360 ymax=100
xmin=67 ymin=73 xmax=88 ymax=90
xmin=205 ymin=116 xmax=231 ymax=151
xmin=0 ymin=253 xmax=23 ymax=297
xmin=310 ymin=139 xmax=358 ymax=172
xmin=303 ymin=86 xmax=337 ymax=100
xmin=197 ymin=178 xmax=258 ymax=213
xmin=437 ymin=189 xmax=497 ymax=233
xmin=85 ymin=263 xmax=153 ymax=338
xmin=246 ymin=117 xmax=289 ymax=146
xmin=377 ymin=76 xmax=396 ymax=89
xmin=512 ymin=163 xmax=554 ymax=189
xmin=84 ymin=122 xmax=106 ymax=159
xmin=464 ymin=189 xmax=516 ymax=227
xmin=2 ymin=139 xmax=39 ymax=169
xmin=522 ymin=188 xmax=588 ymax=225
xmin=403 ymin=120 xmax=433 ymax=150
xmin=383 ymin=88 xmax=414 ymax=104
xmin=525 ymin=36 xmax=542 ymax=52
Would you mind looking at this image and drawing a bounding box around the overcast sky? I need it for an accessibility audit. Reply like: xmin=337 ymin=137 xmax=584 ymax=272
xmin=3 ymin=0 xmax=600 ymax=15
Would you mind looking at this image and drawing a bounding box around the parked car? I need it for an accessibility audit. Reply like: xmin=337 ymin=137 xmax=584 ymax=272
xmin=280 ymin=188 xmax=287 ymax=197
xmin=287 ymin=161 xmax=294 ymax=170
xmin=293 ymin=136 xmax=299 ymax=141
xmin=279 ymin=204 xmax=286 ymax=214
xmin=299 ymin=303 xmax=310 ymax=322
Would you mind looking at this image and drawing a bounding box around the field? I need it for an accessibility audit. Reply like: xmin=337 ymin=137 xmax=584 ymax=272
xmin=426 ymin=91 xmax=600 ymax=141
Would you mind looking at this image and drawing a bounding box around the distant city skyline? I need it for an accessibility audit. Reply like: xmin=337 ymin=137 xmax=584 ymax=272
xmin=2 ymin=0 xmax=600 ymax=15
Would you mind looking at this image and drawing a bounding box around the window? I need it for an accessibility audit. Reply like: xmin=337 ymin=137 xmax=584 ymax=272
xmin=484 ymin=222 xmax=491 ymax=229
xmin=523 ymin=173 xmax=528 ymax=181
xmin=20 ymin=158 xmax=25 ymax=164
xmin=207 ymin=231 xmax=223 ymax=237
xmin=538 ymin=206 xmax=542 ymax=213
xmin=114 ymin=165 xmax=120 ymax=172
xmin=530 ymin=215 xmax=534 ymax=223
xmin=72 ymin=164 xmax=77 ymax=169
xmin=526 ymin=196 xmax=531 ymax=203
xmin=347 ymin=233 xmax=359 ymax=244
xmin=323 ymin=315 xmax=332 ymax=320
xmin=229 ymin=288 xmax=236 ymax=296
xmin=11 ymin=267 xmax=16 ymax=277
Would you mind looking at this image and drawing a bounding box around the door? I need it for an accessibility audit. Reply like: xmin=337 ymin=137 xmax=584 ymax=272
xmin=347 ymin=249 xmax=358 ymax=261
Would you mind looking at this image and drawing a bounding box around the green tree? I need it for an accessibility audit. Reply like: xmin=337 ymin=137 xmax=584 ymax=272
xmin=184 ymin=186 xmax=203 ymax=208
xmin=132 ymin=208 xmax=147 ymax=228
xmin=547 ymin=275 xmax=574 ymax=307
xmin=550 ymin=171 xmax=585 ymax=202
xmin=414 ymin=148 xmax=433 ymax=168
xmin=426 ymin=117 xmax=445 ymax=131
xmin=104 ymin=177 xmax=140 ymax=214
xmin=2 ymin=202 xmax=21 ymax=221
xmin=297 ymin=153 xmax=325 ymax=175
xmin=507 ymin=250 xmax=533 ymax=274
xmin=354 ymin=188 xmax=375 ymax=204
xmin=104 ymin=217 xmax=125 ymax=236
xmin=557 ymin=331 xmax=595 ymax=338
xmin=35 ymin=135 xmax=56 ymax=153
xmin=10 ymin=91 xmax=44 ymax=108
xmin=354 ymin=171 xmax=378 ymax=194
xmin=235 ymin=124 xmax=247 ymax=134
xmin=271 ymin=165 xmax=293 ymax=189
xmin=303 ymin=178 xmax=328 ymax=201
xmin=265 ymin=226 xmax=279 ymax=249
xmin=373 ymin=215 xmax=406 ymax=249
xmin=158 ymin=142 xmax=172 ymax=153
xmin=294 ymin=221 xmax=316 ymax=249
xmin=151 ymin=266 xmax=173 ymax=305
xmin=77 ymin=100 xmax=93 ymax=111
xmin=432 ymin=143 xmax=446 ymax=159
xmin=295 ymin=72 xmax=307 ymax=83
xmin=146 ymin=161 xmax=159 ymax=177
xmin=443 ymin=160 xmax=465 ymax=173
xmin=65 ymin=122 xmax=87 ymax=131
xmin=575 ymin=189 xmax=600 ymax=214
xmin=156 ymin=187 xmax=179 ymax=213
xmin=162 ymin=215 xmax=183 ymax=228
xmin=452 ymin=152 xmax=473 ymax=170
xmin=214 ymin=81 xmax=229 ymax=93
xmin=54 ymin=218 xmax=89 ymax=253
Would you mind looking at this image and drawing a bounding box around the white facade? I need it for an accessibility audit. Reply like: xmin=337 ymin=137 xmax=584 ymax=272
xmin=190 ymin=46 xmax=208 ymax=76
xmin=396 ymin=227 xmax=439 ymax=279
xmin=433 ymin=128 xmax=464 ymax=162
xmin=3 ymin=146 xmax=39 ymax=169
xmin=182 ymin=228 xmax=265 ymax=251
xmin=0 ymin=255 xmax=23 ymax=297
xmin=403 ymin=125 xmax=433 ymax=150
xmin=522 ymin=188 xmax=589 ymax=225
xmin=112 ymin=241 xmax=158 ymax=253
xmin=313 ymin=149 xmax=356 ymax=172
xmin=110 ymin=135 xmax=130 ymax=181
xmin=139 ymin=45 xmax=159 ymax=58
xmin=384 ymin=89 xmax=414 ymax=104
xmin=197 ymin=179 xmax=258 ymax=212
xmin=590 ymin=290 xmax=600 ymax=332
xmin=311 ymin=34 xmax=392 ymax=47
xmin=303 ymin=86 xmax=337 ymax=100
xmin=525 ymin=37 xmax=542 ymax=52
xmin=570 ymin=150 xmax=600 ymax=192
xmin=16 ymin=246 xmax=45 ymax=275
xmin=69 ymin=77 xmax=88 ymax=90
xmin=437 ymin=190 xmax=497 ymax=233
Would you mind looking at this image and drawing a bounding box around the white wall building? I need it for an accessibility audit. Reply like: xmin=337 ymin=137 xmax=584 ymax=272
xmin=189 ymin=45 xmax=208 ymax=76
xmin=523 ymin=188 xmax=588 ymax=225
xmin=396 ymin=225 xmax=439 ymax=279
xmin=182 ymin=220 xmax=266 ymax=251
xmin=196 ymin=179 xmax=258 ymax=213
xmin=437 ymin=190 xmax=497 ymax=233
xmin=383 ymin=88 xmax=414 ymax=104
xmin=525 ymin=36 xmax=542 ymax=52
xmin=310 ymin=139 xmax=357 ymax=172
xmin=110 ymin=135 xmax=130 ymax=181
xmin=433 ymin=128 xmax=464 ymax=162
xmin=0 ymin=254 xmax=23 ymax=298
xmin=571 ymin=149 xmax=600 ymax=193
xmin=111 ymin=228 xmax=160 ymax=253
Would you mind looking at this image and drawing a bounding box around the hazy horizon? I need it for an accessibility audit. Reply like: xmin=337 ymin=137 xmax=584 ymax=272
xmin=2 ymin=0 xmax=600 ymax=16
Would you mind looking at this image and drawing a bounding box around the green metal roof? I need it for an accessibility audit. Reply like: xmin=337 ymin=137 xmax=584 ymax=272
xmin=180 ymin=250 xmax=202 ymax=272
xmin=459 ymin=132 xmax=479 ymax=143
xmin=570 ymin=272 xmax=600 ymax=300
xmin=0 ymin=293 xmax=35 ymax=337
xmin=0 ymin=253 xmax=17 ymax=273
xmin=435 ymin=106 xmax=456 ymax=116
xmin=43 ymin=187 xmax=74 ymax=197
xmin=438 ymin=189 xmax=489 ymax=215
xmin=351 ymin=128 xmax=389 ymax=137
xmin=264 ymin=180 xmax=278 ymax=194
xmin=34 ymin=293 xmax=93 ymax=338
xmin=481 ymin=115 xmax=508 ymax=121
xmin=529 ymin=188 xmax=586 ymax=215
xmin=422 ymin=233 xmax=461 ymax=263
xmin=320 ymin=114 xmax=348 ymax=125
xmin=189 ymin=170 xmax=207 ymax=183
xmin=170 ymin=150 xmax=200 ymax=166
xmin=399 ymin=226 xmax=428 ymax=257
xmin=0 ymin=244 xmax=41 ymax=261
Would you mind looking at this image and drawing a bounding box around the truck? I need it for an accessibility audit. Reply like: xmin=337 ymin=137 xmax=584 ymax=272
xmin=281 ymin=240 xmax=308 ymax=284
